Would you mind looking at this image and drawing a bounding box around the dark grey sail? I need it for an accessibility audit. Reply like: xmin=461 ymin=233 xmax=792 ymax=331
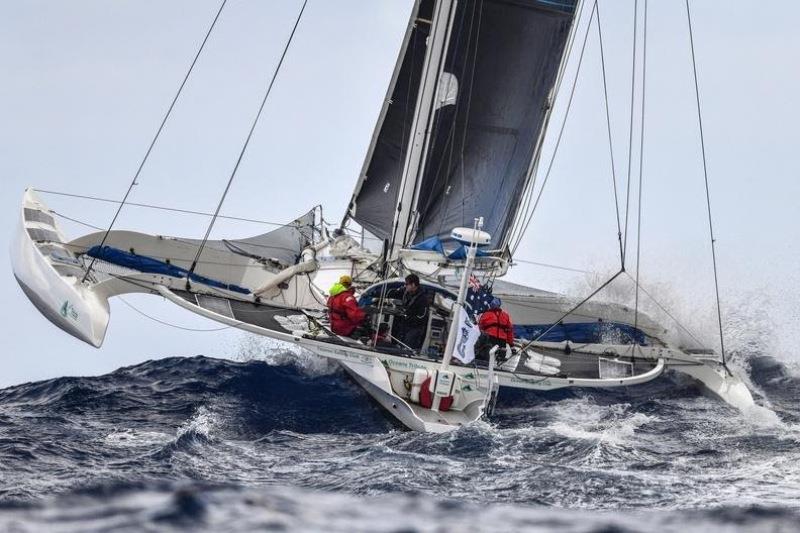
xmin=411 ymin=0 xmax=578 ymax=248
xmin=345 ymin=0 xmax=435 ymax=241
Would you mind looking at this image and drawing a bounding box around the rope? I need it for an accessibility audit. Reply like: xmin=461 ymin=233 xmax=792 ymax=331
xmin=50 ymin=211 xmax=104 ymax=231
xmin=82 ymin=0 xmax=228 ymax=283
xmin=39 ymin=189 xmax=297 ymax=228
xmin=118 ymin=296 xmax=231 ymax=332
xmin=189 ymin=0 xmax=308 ymax=275
xmin=622 ymin=0 xmax=639 ymax=264
xmin=512 ymin=258 xmax=589 ymax=274
xmin=633 ymin=0 xmax=648 ymax=339
xmin=510 ymin=0 xmax=597 ymax=255
xmin=596 ymin=3 xmax=624 ymax=268
xmin=685 ymin=0 xmax=728 ymax=371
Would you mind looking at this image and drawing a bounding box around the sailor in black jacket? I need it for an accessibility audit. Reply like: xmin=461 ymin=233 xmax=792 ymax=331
xmin=389 ymin=274 xmax=429 ymax=351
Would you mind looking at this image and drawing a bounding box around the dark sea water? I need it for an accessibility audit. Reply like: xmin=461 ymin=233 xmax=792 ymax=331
xmin=1 ymin=344 xmax=798 ymax=532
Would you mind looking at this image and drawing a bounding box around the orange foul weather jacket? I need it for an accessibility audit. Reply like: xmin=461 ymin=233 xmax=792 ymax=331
xmin=328 ymin=289 xmax=366 ymax=336
xmin=478 ymin=308 xmax=515 ymax=345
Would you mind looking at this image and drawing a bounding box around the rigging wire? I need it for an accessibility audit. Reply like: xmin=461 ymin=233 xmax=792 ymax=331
xmin=512 ymin=258 xmax=589 ymax=274
xmin=189 ymin=0 xmax=309 ymax=275
xmin=429 ymin=0 xmax=482 ymax=240
xmin=633 ymin=0 xmax=648 ymax=339
xmin=622 ymin=0 xmax=639 ymax=264
xmin=118 ymin=296 xmax=231 ymax=332
xmin=515 ymin=269 xmax=624 ymax=354
xmin=81 ymin=0 xmax=228 ymax=284
xmin=623 ymin=272 xmax=705 ymax=348
xmin=685 ymin=0 xmax=728 ymax=370
xmin=595 ymin=2 xmax=625 ymax=268
xmin=510 ymin=0 xmax=598 ymax=255
xmin=50 ymin=208 xmax=591 ymax=277
xmin=50 ymin=211 xmax=104 ymax=231
xmin=97 ymin=272 xmax=234 ymax=332
xmin=508 ymin=0 xmax=588 ymax=253
xmin=39 ymin=189 xmax=294 ymax=228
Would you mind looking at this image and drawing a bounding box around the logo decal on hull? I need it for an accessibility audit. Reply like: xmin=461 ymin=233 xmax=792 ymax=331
xmin=60 ymin=300 xmax=78 ymax=321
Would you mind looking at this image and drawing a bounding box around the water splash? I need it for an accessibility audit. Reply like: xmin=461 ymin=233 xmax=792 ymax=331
xmin=234 ymin=333 xmax=337 ymax=377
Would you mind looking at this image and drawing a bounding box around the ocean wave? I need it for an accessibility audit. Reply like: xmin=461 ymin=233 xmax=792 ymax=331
xmin=1 ymin=481 xmax=798 ymax=533
xmin=0 ymin=351 xmax=798 ymax=528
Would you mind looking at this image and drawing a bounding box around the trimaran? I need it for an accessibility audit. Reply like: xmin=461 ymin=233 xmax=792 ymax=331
xmin=11 ymin=0 xmax=755 ymax=432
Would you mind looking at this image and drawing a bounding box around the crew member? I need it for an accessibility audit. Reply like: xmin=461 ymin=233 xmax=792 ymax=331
xmin=327 ymin=275 xmax=366 ymax=337
xmin=390 ymin=274 xmax=429 ymax=351
xmin=477 ymin=297 xmax=514 ymax=361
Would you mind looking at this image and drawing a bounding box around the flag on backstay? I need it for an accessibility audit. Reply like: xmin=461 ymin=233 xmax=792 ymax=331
xmin=453 ymin=307 xmax=481 ymax=365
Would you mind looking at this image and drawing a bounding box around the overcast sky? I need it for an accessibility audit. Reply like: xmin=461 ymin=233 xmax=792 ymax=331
xmin=1 ymin=1 xmax=797 ymax=387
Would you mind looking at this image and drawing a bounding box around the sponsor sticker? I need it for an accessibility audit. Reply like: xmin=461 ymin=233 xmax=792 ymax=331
xmin=60 ymin=300 xmax=78 ymax=321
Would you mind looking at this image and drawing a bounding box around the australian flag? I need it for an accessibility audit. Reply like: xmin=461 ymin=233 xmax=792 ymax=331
xmin=466 ymin=275 xmax=493 ymax=319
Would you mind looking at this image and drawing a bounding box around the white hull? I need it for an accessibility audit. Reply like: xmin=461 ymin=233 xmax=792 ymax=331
xmin=339 ymin=361 xmax=484 ymax=432
xmin=10 ymin=189 xmax=756 ymax=431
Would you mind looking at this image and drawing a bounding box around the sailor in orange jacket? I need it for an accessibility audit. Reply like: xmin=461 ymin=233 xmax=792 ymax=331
xmin=477 ymin=297 xmax=514 ymax=361
xmin=327 ymin=275 xmax=366 ymax=337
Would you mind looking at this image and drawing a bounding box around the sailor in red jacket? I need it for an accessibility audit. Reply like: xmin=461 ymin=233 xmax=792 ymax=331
xmin=477 ymin=297 xmax=514 ymax=361
xmin=327 ymin=275 xmax=366 ymax=337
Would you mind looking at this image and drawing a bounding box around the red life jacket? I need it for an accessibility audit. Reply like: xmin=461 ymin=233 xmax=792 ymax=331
xmin=479 ymin=308 xmax=514 ymax=344
xmin=328 ymin=289 xmax=365 ymax=336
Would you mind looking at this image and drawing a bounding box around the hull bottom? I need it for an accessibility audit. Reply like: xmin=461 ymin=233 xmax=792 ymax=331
xmin=338 ymin=361 xmax=484 ymax=433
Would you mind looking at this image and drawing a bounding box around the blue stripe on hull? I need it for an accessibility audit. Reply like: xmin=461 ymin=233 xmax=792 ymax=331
xmin=514 ymin=322 xmax=647 ymax=345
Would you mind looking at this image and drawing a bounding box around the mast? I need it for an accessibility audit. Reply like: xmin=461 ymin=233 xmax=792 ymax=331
xmin=408 ymin=0 xmax=580 ymax=249
xmin=389 ymin=0 xmax=459 ymax=257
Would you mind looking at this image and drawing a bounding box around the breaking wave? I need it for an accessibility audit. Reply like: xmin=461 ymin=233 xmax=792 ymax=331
xmin=0 ymin=320 xmax=798 ymax=530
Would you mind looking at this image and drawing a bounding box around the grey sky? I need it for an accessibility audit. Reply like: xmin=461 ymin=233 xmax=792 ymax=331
xmin=1 ymin=1 xmax=797 ymax=387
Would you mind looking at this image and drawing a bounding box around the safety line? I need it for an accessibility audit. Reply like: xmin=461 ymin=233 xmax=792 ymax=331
xmin=52 ymin=205 xmax=591 ymax=276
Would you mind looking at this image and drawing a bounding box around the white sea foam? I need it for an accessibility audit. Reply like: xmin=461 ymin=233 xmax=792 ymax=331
xmin=234 ymin=333 xmax=337 ymax=377
xmin=546 ymin=399 xmax=656 ymax=447
xmin=103 ymin=428 xmax=173 ymax=449
xmin=177 ymin=405 xmax=219 ymax=440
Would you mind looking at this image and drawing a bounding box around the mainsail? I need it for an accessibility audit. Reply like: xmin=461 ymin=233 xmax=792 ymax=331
xmin=412 ymin=0 xmax=578 ymax=248
xmin=346 ymin=0 xmax=578 ymax=253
